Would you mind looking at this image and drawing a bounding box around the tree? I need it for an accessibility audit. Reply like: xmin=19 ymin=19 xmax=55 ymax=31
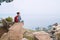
xmin=53 ymin=23 xmax=58 ymax=26
xmin=0 ymin=0 xmax=13 ymax=5
xmin=47 ymin=25 xmax=52 ymax=30
xmin=5 ymin=17 xmax=13 ymax=22
xmin=35 ymin=27 xmax=41 ymax=31
xmin=5 ymin=0 xmax=13 ymax=3
xmin=42 ymin=27 xmax=48 ymax=32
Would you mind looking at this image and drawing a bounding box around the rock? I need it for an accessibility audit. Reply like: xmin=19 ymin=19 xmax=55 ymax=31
xmin=0 ymin=33 xmax=8 ymax=40
xmin=0 ymin=23 xmax=25 ymax=40
xmin=52 ymin=24 xmax=60 ymax=40
xmin=33 ymin=31 xmax=52 ymax=40
xmin=55 ymin=30 xmax=60 ymax=40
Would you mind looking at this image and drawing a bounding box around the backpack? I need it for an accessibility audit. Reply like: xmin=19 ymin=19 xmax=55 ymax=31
xmin=14 ymin=16 xmax=18 ymax=22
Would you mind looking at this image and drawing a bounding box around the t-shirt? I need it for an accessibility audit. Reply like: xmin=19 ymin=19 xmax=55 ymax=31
xmin=18 ymin=16 xmax=21 ymax=22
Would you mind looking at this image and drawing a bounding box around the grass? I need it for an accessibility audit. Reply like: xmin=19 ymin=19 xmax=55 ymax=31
xmin=23 ymin=35 xmax=34 ymax=40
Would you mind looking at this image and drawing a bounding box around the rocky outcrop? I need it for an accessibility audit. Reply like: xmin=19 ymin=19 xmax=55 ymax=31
xmin=0 ymin=23 xmax=25 ymax=40
xmin=33 ymin=31 xmax=52 ymax=40
xmin=55 ymin=32 xmax=60 ymax=40
xmin=52 ymin=24 xmax=60 ymax=40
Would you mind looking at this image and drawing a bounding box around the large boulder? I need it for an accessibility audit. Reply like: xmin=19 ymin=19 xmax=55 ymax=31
xmin=0 ymin=23 xmax=25 ymax=40
xmin=33 ymin=31 xmax=52 ymax=40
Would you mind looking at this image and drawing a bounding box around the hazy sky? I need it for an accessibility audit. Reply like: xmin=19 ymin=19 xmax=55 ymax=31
xmin=0 ymin=0 xmax=60 ymax=30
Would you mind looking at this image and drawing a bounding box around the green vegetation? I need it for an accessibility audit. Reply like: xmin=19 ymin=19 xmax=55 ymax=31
xmin=0 ymin=22 xmax=2 ymax=23
xmin=23 ymin=35 xmax=34 ymax=40
xmin=23 ymin=29 xmax=38 ymax=40
xmin=35 ymin=27 xmax=48 ymax=32
xmin=0 ymin=20 xmax=2 ymax=23
xmin=27 ymin=29 xmax=35 ymax=32
xmin=5 ymin=17 xmax=13 ymax=22
xmin=0 ymin=0 xmax=13 ymax=5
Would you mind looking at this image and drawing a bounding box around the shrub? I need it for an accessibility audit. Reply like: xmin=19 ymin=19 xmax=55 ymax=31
xmin=5 ymin=17 xmax=13 ymax=22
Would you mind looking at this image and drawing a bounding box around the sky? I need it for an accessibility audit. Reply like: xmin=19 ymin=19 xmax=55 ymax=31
xmin=0 ymin=0 xmax=60 ymax=30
